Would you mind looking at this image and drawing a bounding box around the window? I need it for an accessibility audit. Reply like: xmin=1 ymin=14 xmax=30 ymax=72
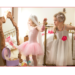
xmin=1 ymin=8 xmax=12 ymax=18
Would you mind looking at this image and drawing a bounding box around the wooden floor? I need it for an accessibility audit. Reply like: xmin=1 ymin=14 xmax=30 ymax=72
xmin=6 ymin=50 xmax=75 ymax=66
xmin=43 ymin=65 xmax=75 ymax=67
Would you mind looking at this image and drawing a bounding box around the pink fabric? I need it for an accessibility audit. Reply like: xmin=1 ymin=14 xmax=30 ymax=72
xmin=42 ymin=30 xmax=54 ymax=36
xmin=41 ymin=26 xmax=45 ymax=32
xmin=5 ymin=36 xmax=16 ymax=49
xmin=5 ymin=36 xmax=11 ymax=42
xmin=48 ymin=30 xmax=54 ymax=34
xmin=5 ymin=36 xmax=14 ymax=46
xmin=17 ymin=27 xmax=43 ymax=56
xmin=42 ymin=33 xmax=45 ymax=36
xmin=17 ymin=41 xmax=43 ymax=56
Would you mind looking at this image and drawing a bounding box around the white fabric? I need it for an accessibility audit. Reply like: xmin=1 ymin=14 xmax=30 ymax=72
xmin=37 ymin=32 xmax=44 ymax=65
xmin=44 ymin=30 xmax=73 ymax=66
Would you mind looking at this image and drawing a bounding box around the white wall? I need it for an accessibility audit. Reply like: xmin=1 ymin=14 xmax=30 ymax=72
xmin=20 ymin=8 xmax=75 ymax=26
xmin=21 ymin=8 xmax=63 ymax=24
xmin=0 ymin=8 xmax=1 ymax=16
xmin=17 ymin=8 xmax=75 ymax=37
xmin=65 ymin=8 xmax=74 ymax=25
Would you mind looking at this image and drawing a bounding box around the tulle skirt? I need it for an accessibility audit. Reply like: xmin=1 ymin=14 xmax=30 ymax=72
xmin=46 ymin=36 xmax=73 ymax=66
xmin=17 ymin=41 xmax=44 ymax=56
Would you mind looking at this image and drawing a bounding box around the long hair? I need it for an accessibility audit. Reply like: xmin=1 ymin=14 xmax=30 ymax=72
xmin=53 ymin=12 xmax=66 ymax=40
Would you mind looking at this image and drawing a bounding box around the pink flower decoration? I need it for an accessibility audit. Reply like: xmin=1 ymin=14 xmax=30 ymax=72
xmin=62 ymin=36 xmax=67 ymax=41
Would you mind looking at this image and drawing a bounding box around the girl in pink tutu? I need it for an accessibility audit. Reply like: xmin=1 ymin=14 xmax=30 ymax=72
xmin=18 ymin=15 xmax=47 ymax=66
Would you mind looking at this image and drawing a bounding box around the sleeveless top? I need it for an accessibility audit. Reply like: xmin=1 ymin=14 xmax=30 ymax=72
xmin=28 ymin=27 xmax=38 ymax=43
xmin=56 ymin=25 xmax=69 ymax=39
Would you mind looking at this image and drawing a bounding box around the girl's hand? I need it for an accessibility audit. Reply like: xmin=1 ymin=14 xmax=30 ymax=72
xmin=43 ymin=18 xmax=47 ymax=25
xmin=41 ymin=18 xmax=47 ymax=32
xmin=44 ymin=18 xmax=47 ymax=21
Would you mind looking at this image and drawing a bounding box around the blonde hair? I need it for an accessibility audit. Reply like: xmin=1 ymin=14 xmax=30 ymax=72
xmin=54 ymin=12 xmax=66 ymax=22
xmin=53 ymin=12 xmax=66 ymax=39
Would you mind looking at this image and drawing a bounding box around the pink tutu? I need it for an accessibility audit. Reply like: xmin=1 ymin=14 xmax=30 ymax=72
xmin=17 ymin=41 xmax=44 ymax=56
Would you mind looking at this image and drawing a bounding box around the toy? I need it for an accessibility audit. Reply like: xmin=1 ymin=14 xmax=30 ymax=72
xmin=27 ymin=60 xmax=31 ymax=64
xmin=21 ymin=62 xmax=27 ymax=66
xmin=2 ymin=47 xmax=19 ymax=66
xmin=21 ymin=60 xmax=32 ymax=66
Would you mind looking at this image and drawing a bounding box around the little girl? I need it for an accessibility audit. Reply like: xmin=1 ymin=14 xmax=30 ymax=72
xmin=17 ymin=15 xmax=46 ymax=66
xmin=48 ymin=12 xmax=75 ymax=66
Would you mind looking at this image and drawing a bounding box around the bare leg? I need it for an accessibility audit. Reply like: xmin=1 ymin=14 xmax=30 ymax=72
xmin=32 ymin=55 xmax=37 ymax=66
xmin=26 ymin=55 xmax=29 ymax=61
xmin=26 ymin=55 xmax=29 ymax=63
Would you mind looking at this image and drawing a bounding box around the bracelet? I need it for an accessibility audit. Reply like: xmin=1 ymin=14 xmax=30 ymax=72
xmin=41 ymin=26 xmax=45 ymax=31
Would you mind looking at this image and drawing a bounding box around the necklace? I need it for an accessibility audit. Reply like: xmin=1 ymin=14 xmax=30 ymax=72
xmin=57 ymin=25 xmax=64 ymax=31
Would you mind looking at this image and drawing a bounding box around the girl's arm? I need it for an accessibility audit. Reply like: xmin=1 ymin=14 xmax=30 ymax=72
xmin=66 ymin=25 xmax=75 ymax=40
xmin=36 ymin=18 xmax=47 ymax=32
xmin=36 ymin=26 xmax=44 ymax=32
xmin=67 ymin=25 xmax=75 ymax=31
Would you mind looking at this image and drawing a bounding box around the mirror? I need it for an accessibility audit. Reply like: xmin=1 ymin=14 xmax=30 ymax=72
xmin=2 ymin=17 xmax=17 ymax=45
xmin=0 ymin=12 xmax=21 ymax=66
xmin=3 ymin=18 xmax=15 ymax=36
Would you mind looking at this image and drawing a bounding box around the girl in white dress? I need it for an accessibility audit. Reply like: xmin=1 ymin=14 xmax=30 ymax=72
xmin=47 ymin=12 xmax=75 ymax=66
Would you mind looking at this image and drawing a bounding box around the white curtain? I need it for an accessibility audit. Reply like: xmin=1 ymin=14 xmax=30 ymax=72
xmin=18 ymin=8 xmax=31 ymax=44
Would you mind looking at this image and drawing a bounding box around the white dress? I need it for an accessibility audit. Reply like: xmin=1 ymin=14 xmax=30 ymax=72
xmin=46 ymin=26 xmax=73 ymax=66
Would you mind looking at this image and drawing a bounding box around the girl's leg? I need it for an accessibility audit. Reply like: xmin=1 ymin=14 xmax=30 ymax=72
xmin=26 ymin=55 xmax=29 ymax=65
xmin=32 ymin=55 xmax=37 ymax=66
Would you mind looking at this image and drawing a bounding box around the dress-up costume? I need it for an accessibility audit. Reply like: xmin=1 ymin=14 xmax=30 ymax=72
xmin=47 ymin=25 xmax=73 ymax=66
xmin=17 ymin=27 xmax=44 ymax=56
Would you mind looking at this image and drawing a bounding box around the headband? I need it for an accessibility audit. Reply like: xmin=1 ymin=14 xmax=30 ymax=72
xmin=29 ymin=15 xmax=39 ymax=26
